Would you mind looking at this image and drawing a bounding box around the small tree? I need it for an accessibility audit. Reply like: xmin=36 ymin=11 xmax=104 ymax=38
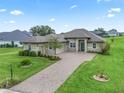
xmin=9 ymin=64 xmax=13 ymax=80
xmin=48 ymin=35 xmax=62 ymax=55
xmin=111 ymin=38 xmax=114 ymax=43
xmin=11 ymin=41 xmax=14 ymax=47
xmin=100 ymin=42 xmax=110 ymax=55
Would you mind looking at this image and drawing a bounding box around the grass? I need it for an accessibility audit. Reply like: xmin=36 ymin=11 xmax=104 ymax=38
xmin=0 ymin=48 xmax=20 ymax=54
xmin=56 ymin=36 xmax=124 ymax=93
xmin=0 ymin=48 xmax=56 ymax=87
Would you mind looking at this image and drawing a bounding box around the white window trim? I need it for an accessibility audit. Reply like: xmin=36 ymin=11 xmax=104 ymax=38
xmin=93 ymin=43 xmax=96 ymax=48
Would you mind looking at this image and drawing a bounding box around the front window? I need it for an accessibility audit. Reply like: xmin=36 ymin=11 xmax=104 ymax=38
xmin=70 ymin=43 xmax=76 ymax=48
xmin=93 ymin=43 xmax=96 ymax=48
xmin=28 ymin=45 xmax=31 ymax=51
xmin=49 ymin=46 xmax=52 ymax=49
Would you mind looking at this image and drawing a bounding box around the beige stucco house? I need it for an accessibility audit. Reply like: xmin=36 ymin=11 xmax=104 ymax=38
xmin=22 ymin=28 xmax=105 ymax=55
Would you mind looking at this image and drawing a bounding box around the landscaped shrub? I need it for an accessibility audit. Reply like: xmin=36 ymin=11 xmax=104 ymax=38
xmin=19 ymin=50 xmax=37 ymax=57
xmin=19 ymin=51 xmax=24 ymax=56
xmin=0 ymin=79 xmax=20 ymax=88
xmin=39 ymin=54 xmax=43 ymax=57
xmin=38 ymin=51 xmax=41 ymax=56
xmin=87 ymin=50 xmax=97 ymax=53
xmin=29 ymin=51 xmax=37 ymax=57
xmin=19 ymin=59 xmax=32 ymax=67
xmin=18 ymin=50 xmax=61 ymax=61
xmin=111 ymin=38 xmax=114 ymax=42
xmin=49 ymin=56 xmax=61 ymax=61
xmin=100 ymin=42 xmax=110 ymax=55
xmin=24 ymin=50 xmax=30 ymax=56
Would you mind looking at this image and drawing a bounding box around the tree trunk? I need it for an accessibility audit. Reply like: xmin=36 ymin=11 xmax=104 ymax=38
xmin=54 ymin=48 xmax=56 ymax=55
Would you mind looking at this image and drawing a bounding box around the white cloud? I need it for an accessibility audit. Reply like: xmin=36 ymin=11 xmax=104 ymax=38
xmin=97 ymin=0 xmax=111 ymax=3
xmin=64 ymin=24 xmax=69 ymax=28
xmin=107 ymin=14 xmax=115 ymax=18
xmin=106 ymin=8 xmax=121 ymax=18
xmin=49 ymin=18 xmax=56 ymax=22
xmin=97 ymin=0 xmax=102 ymax=2
xmin=10 ymin=10 xmax=24 ymax=16
xmin=70 ymin=5 xmax=77 ymax=9
xmin=0 ymin=9 xmax=7 ymax=12
xmin=3 ymin=20 xmax=16 ymax=24
xmin=108 ymin=8 xmax=121 ymax=13
xmin=9 ymin=20 xmax=16 ymax=24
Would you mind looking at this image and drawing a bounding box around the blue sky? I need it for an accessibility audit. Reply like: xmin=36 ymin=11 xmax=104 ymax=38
xmin=0 ymin=0 xmax=123 ymax=33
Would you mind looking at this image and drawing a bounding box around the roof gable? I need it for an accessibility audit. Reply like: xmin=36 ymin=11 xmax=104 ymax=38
xmin=64 ymin=29 xmax=90 ymax=38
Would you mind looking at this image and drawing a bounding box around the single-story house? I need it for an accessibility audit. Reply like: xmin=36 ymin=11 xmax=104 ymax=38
xmin=107 ymin=29 xmax=119 ymax=37
xmin=119 ymin=32 xmax=124 ymax=36
xmin=22 ymin=28 xmax=105 ymax=55
xmin=91 ymin=31 xmax=108 ymax=37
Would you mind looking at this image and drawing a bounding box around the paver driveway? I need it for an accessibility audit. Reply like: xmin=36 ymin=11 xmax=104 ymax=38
xmin=11 ymin=52 xmax=96 ymax=93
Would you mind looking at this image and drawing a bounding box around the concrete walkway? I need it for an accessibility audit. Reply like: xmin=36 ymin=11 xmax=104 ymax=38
xmin=11 ymin=52 xmax=96 ymax=93
xmin=0 ymin=89 xmax=20 ymax=93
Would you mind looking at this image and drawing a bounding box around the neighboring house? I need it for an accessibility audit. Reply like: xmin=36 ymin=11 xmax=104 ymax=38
xmin=119 ymin=32 xmax=124 ymax=36
xmin=107 ymin=29 xmax=119 ymax=37
xmin=91 ymin=31 xmax=108 ymax=37
xmin=22 ymin=28 xmax=105 ymax=55
xmin=0 ymin=30 xmax=31 ymax=47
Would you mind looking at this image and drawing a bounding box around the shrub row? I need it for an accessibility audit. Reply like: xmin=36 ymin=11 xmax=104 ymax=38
xmin=19 ymin=50 xmax=37 ymax=57
xmin=40 ymin=54 xmax=61 ymax=61
xmin=19 ymin=50 xmax=61 ymax=61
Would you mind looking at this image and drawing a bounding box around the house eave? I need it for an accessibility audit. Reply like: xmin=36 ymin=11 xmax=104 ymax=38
xmin=64 ymin=37 xmax=90 ymax=39
xmin=88 ymin=41 xmax=105 ymax=43
xmin=22 ymin=41 xmax=67 ymax=44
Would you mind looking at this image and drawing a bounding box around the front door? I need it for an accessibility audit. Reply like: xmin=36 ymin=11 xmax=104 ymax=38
xmin=79 ymin=40 xmax=85 ymax=51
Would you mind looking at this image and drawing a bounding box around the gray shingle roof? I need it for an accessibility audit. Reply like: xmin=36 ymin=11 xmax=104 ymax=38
xmin=23 ymin=34 xmax=67 ymax=43
xmin=64 ymin=29 xmax=90 ymax=38
xmin=64 ymin=28 xmax=104 ymax=42
xmin=23 ymin=28 xmax=104 ymax=43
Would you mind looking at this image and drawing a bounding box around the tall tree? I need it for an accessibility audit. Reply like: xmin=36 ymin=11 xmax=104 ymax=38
xmin=94 ymin=28 xmax=106 ymax=32
xmin=48 ymin=35 xmax=62 ymax=55
xmin=94 ymin=28 xmax=107 ymax=37
xmin=109 ymin=29 xmax=118 ymax=32
xmin=30 ymin=25 xmax=55 ymax=36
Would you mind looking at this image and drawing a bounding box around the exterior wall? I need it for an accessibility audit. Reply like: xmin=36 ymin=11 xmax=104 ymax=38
xmin=67 ymin=39 xmax=76 ymax=52
xmin=67 ymin=38 xmax=88 ymax=52
xmin=56 ymin=43 xmax=66 ymax=54
xmin=46 ymin=43 xmax=67 ymax=55
xmin=23 ymin=41 xmax=104 ymax=54
xmin=84 ymin=39 xmax=87 ymax=52
xmin=108 ymin=34 xmax=117 ymax=36
xmin=23 ymin=43 xmax=67 ymax=55
xmin=87 ymin=42 xmax=104 ymax=52
xmin=23 ymin=43 xmax=44 ymax=53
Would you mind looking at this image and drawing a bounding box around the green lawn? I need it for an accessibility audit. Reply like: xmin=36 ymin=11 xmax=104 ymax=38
xmin=56 ymin=37 xmax=124 ymax=93
xmin=0 ymin=48 xmax=20 ymax=54
xmin=0 ymin=48 xmax=56 ymax=86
